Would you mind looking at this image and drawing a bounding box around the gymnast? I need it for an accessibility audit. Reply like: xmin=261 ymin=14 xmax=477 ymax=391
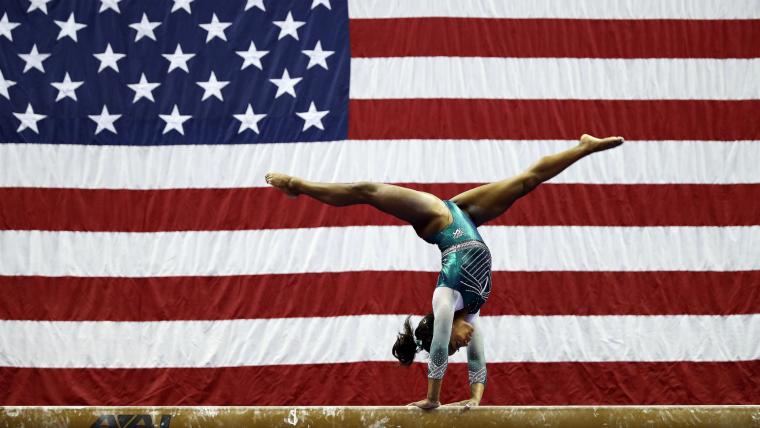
xmin=265 ymin=134 xmax=623 ymax=409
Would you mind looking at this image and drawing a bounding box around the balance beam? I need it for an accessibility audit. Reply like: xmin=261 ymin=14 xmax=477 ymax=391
xmin=2 ymin=406 xmax=759 ymax=427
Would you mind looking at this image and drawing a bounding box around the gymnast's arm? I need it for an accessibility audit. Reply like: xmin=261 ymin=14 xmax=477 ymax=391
xmin=410 ymin=287 xmax=457 ymax=409
xmin=465 ymin=316 xmax=486 ymax=405
xmin=442 ymin=314 xmax=486 ymax=407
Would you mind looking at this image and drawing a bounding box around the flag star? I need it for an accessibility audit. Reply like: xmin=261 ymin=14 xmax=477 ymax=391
xmin=19 ymin=44 xmax=51 ymax=73
xmin=236 ymin=41 xmax=269 ymax=70
xmin=273 ymin=11 xmax=305 ymax=41
xmin=311 ymin=0 xmax=331 ymax=10
xmin=296 ymin=102 xmax=328 ymax=131
xmin=196 ymin=71 xmax=230 ymax=101
xmin=0 ymin=69 xmax=16 ymax=100
xmin=234 ymin=104 xmax=267 ymax=134
xmin=89 ymin=105 xmax=121 ymax=135
xmin=93 ymin=43 xmax=126 ymax=73
xmin=51 ymin=72 xmax=84 ymax=102
xmin=159 ymin=105 xmax=192 ymax=135
xmin=269 ymin=68 xmax=302 ymax=98
xmin=13 ymin=103 xmax=46 ymax=134
xmin=171 ymin=0 xmax=193 ymax=14
xmin=162 ymin=45 xmax=195 ymax=73
xmin=302 ymin=41 xmax=334 ymax=70
xmin=129 ymin=13 xmax=161 ymax=42
xmin=27 ymin=0 xmax=52 ymax=14
xmin=245 ymin=0 xmax=265 ymax=11
xmin=99 ymin=0 xmax=121 ymax=13
xmin=199 ymin=13 xmax=231 ymax=43
xmin=0 ymin=13 xmax=20 ymax=41
xmin=127 ymin=73 xmax=160 ymax=103
xmin=55 ymin=13 xmax=87 ymax=42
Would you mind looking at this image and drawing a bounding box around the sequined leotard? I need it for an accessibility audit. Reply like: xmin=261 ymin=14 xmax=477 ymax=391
xmin=427 ymin=200 xmax=493 ymax=314
xmin=424 ymin=200 xmax=491 ymax=386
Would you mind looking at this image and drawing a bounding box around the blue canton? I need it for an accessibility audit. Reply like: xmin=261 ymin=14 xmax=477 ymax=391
xmin=0 ymin=0 xmax=349 ymax=145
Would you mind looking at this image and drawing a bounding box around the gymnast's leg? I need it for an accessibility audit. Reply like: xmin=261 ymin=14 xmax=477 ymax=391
xmin=451 ymin=134 xmax=624 ymax=226
xmin=265 ymin=173 xmax=452 ymax=239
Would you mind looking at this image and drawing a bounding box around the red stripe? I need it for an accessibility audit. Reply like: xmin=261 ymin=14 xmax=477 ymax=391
xmin=1 ymin=361 xmax=758 ymax=405
xmin=350 ymin=18 xmax=760 ymax=58
xmin=3 ymin=271 xmax=758 ymax=321
xmin=2 ymin=184 xmax=758 ymax=231
xmin=348 ymin=99 xmax=760 ymax=141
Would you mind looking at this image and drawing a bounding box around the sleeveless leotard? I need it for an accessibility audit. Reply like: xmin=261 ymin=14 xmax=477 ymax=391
xmin=427 ymin=201 xmax=492 ymax=314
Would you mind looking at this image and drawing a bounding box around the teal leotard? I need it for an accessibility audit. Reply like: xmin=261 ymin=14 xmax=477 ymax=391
xmin=427 ymin=200 xmax=492 ymax=314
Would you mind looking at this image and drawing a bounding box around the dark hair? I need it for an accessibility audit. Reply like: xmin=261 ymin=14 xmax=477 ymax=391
xmin=392 ymin=313 xmax=434 ymax=366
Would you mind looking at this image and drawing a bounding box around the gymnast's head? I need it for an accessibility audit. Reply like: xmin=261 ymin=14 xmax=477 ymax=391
xmin=392 ymin=313 xmax=474 ymax=365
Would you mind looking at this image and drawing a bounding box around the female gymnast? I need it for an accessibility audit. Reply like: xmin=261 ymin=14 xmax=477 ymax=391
xmin=265 ymin=134 xmax=623 ymax=409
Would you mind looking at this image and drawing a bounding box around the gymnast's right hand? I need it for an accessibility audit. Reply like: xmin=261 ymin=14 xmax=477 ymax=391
xmin=407 ymin=398 xmax=440 ymax=410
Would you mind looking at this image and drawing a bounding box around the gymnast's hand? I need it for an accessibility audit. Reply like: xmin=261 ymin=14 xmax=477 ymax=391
xmin=443 ymin=398 xmax=479 ymax=410
xmin=407 ymin=398 xmax=440 ymax=410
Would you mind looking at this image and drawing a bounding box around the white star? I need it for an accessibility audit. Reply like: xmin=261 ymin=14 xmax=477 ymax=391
xmin=296 ymin=102 xmax=329 ymax=131
xmin=311 ymin=0 xmax=331 ymax=10
xmin=171 ymin=0 xmax=193 ymax=14
xmin=0 ymin=13 xmax=21 ymax=41
xmin=162 ymin=45 xmax=195 ymax=73
xmin=234 ymin=104 xmax=267 ymax=134
xmin=127 ymin=73 xmax=160 ymax=103
xmin=129 ymin=13 xmax=161 ymax=42
xmin=55 ymin=13 xmax=87 ymax=42
xmin=93 ymin=43 xmax=126 ymax=73
xmin=0 ymin=69 xmax=16 ymax=100
xmin=273 ymin=11 xmax=304 ymax=41
xmin=13 ymin=103 xmax=46 ymax=134
xmin=245 ymin=0 xmax=265 ymax=11
xmin=89 ymin=105 xmax=121 ymax=135
xmin=51 ymin=72 xmax=84 ymax=102
xmin=18 ymin=44 xmax=51 ymax=73
xmin=199 ymin=13 xmax=231 ymax=43
xmin=302 ymin=41 xmax=334 ymax=70
xmin=269 ymin=68 xmax=302 ymax=99
xmin=27 ymin=0 xmax=52 ymax=14
xmin=99 ymin=0 xmax=121 ymax=13
xmin=196 ymin=71 xmax=230 ymax=101
xmin=159 ymin=105 xmax=192 ymax=135
xmin=236 ymin=41 xmax=269 ymax=70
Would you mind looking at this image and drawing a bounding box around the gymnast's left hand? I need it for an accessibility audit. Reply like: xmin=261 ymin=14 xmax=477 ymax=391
xmin=407 ymin=398 xmax=440 ymax=410
xmin=443 ymin=398 xmax=479 ymax=409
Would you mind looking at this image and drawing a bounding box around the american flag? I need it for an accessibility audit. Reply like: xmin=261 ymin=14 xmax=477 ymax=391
xmin=1 ymin=0 xmax=759 ymax=405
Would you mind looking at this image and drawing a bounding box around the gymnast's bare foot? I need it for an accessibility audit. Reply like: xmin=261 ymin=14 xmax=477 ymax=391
xmin=580 ymin=134 xmax=624 ymax=153
xmin=265 ymin=172 xmax=300 ymax=197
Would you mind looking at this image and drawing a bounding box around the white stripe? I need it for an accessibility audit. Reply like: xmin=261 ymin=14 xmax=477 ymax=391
xmin=483 ymin=315 xmax=760 ymax=363
xmin=348 ymin=0 xmax=760 ymax=19
xmin=2 ymin=226 xmax=759 ymax=276
xmin=1 ymin=315 xmax=758 ymax=368
xmin=2 ymin=140 xmax=758 ymax=189
xmin=350 ymin=58 xmax=760 ymax=100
